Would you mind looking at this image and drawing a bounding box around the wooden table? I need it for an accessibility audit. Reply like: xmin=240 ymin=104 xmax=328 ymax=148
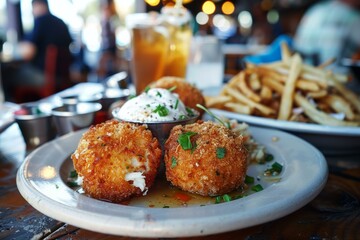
xmin=1 ymin=121 xmax=360 ymax=240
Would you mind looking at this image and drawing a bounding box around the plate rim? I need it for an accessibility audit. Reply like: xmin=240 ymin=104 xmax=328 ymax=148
xmin=210 ymin=108 xmax=360 ymax=136
xmin=16 ymin=126 xmax=328 ymax=237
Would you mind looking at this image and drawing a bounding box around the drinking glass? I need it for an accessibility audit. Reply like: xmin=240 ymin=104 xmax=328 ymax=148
xmin=161 ymin=6 xmax=192 ymax=78
xmin=126 ymin=6 xmax=192 ymax=94
xmin=186 ymin=35 xmax=224 ymax=89
xmin=126 ymin=13 xmax=168 ymax=94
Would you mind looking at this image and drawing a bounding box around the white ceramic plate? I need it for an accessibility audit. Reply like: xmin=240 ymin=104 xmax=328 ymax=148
xmin=209 ymin=108 xmax=360 ymax=156
xmin=16 ymin=127 xmax=327 ymax=238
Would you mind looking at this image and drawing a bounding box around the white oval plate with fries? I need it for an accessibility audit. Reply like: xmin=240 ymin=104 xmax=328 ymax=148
xmin=205 ymin=42 xmax=360 ymax=155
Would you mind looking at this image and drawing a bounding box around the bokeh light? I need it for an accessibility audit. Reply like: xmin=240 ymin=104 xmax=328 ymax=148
xmin=238 ymin=11 xmax=253 ymax=29
xmin=145 ymin=0 xmax=161 ymax=7
xmin=267 ymin=10 xmax=279 ymax=24
xmin=212 ymin=14 xmax=236 ymax=39
xmin=221 ymin=1 xmax=235 ymax=15
xmin=196 ymin=11 xmax=209 ymax=25
xmin=202 ymin=1 xmax=216 ymax=15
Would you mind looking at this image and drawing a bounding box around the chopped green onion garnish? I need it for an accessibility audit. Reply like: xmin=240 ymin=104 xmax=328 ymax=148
xmin=178 ymin=131 xmax=197 ymax=150
xmin=179 ymin=115 xmax=187 ymax=120
xmin=153 ymin=105 xmax=169 ymax=117
xmin=264 ymin=162 xmax=283 ymax=176
xmin=171 ymin=156 xmax=177 ymax=168
xmin=69 ymin=170 xmax=78 ymax=178
xmin=156 ymin=91 xmax=162 ymax=97
xmin=186 ymin=107 xmax=194 ymax=117
xmin=174 ymin=99 xmax=179 ymax=110
xmin=245 ymin=175 xmax=254 ymax=184
xmin=215 ymin=194 xmax=233 ymax=204
xmin=168 ymin=86 xmax=177 ymax=92
xmin=222 ymin=194 xmax=232 ymax=202
xmin=196 ymin=104 xmax=229 ymax=128
xmin=272 ymin=162 xmax=283 ymax=172
xmin=251 ymin=184 xmax=264 ymax=192
xmin=216 ymin=147 xmax=226 ymax=159
xmin=144 ymin=86 xmax=150 ymax=93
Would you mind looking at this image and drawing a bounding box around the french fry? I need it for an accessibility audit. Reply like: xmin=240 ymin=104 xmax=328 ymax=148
xmin=294 ymin=93 xmax=359 ymax=126
xmin=300 ymin=72 xmax=328 ymax=88
xmin=223 ymin=86 xmax=275 ymax=116
xmin=260 ymin=85 xmax=272 ymax=101
xmin=262 ymin=76 xmax=284 ymax=94
xmin=331 ymin=79 xmax=360 ymax=113
xmin=224 ymin=102 xmax=253 ymax=115
xmin=296 ymin=80 xmax=320 ymax=92
xmin=280 ymin=41 xmax=292 ymax=63
xmin=278 ymin=54 xmax=302 ymax=120
xmin=270 ymin=65 xmax=328 ymax=88
xmin=322 ymin=95 xmax=355 ymax=120
xmin=248 ymin=73 xmax=261 ymax=91
xmin=306 ymin=90 xmax=328 ymax=99
xmin=238 ymin=71 xmax=261 ymax=102
xmin=205 ymin=95 xmax=232 ymax=108
xmin=259 ymin=65 xmax=325 ymax=91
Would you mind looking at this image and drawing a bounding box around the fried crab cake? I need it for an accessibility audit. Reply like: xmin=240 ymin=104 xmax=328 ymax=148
xmin=150 ymin=76 xmax=206 ymax=116
xmin=71 ymin=120 xmax=162 ymax=203
xmin=164 ymin=121 xmax=248 ymax=196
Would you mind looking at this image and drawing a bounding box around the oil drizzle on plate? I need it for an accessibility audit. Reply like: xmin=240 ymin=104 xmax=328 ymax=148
xmin=64 ymin=156 xmax=282 ymax=208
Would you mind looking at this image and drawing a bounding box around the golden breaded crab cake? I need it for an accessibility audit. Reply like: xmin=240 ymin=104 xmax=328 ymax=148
xmin=71 ymin=120 xmax=162 ymax=203
xmin=150 ymin=76 xmax=206 ymax=116
xmin=164 ymin=121 xmax=248 ymax=196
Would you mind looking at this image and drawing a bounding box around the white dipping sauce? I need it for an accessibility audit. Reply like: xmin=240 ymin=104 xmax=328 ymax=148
xmin=116 ymin=88 xmax=191 ymax=122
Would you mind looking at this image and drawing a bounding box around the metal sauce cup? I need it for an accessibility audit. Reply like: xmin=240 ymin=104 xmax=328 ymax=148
xmin=52 ymin=103 xmax=102 ymax=136
xmin=14 ymin=102 xmax=56 ymax=150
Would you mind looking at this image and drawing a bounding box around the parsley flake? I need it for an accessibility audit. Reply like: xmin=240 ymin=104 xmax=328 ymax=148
xmin=178 ymin=131 xmax=197 ymax=150
xmin=174 ymin=99 xmax=179 ymax=110
xmin=251 ymin=184 xmax=264 ymax=192
xmin=244 ymin=175 xmax=254 ymax=184
xmin=179 ymin=115 xmax=187 ymax=120
xmin=153 ymin=105 xmax=169 ymax=117
xmin=69 ymin=170 xmax=78 ymax=178
xmin=264 ymin=162 xmax=283 ymax=176
xmin=186 ymin=107 xmax=194 ymax=117
xmin=171 ymin=156 xmax=177 ymax=168
xmin=216 ymin=147 xmax=226 ymax=159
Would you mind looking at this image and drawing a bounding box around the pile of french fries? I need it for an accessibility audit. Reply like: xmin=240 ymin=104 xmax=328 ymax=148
xmin=206 ymin=42 xmax=360 ymax=127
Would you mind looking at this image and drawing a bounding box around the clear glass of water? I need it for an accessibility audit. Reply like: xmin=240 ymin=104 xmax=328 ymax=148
xmin=186 ymin=35 xmax=224 ymax=90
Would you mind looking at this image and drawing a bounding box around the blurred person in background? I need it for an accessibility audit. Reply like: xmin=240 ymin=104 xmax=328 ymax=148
xmin=96 ymin=0 xmax=121 ymax=82
xmin=294 ymin=0 xmax=360 ymax=69
xmin=3 ymin=0 xmax=73 ymax=101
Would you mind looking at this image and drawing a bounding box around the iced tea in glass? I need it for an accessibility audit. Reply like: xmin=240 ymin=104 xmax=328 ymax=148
xmin=127 ymin=13 xmax=168 ymax=94
xmin=161 ymin=6 xmax=192 ymax=78
xmin=126 ymin=5 xmax=192 ymax=94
